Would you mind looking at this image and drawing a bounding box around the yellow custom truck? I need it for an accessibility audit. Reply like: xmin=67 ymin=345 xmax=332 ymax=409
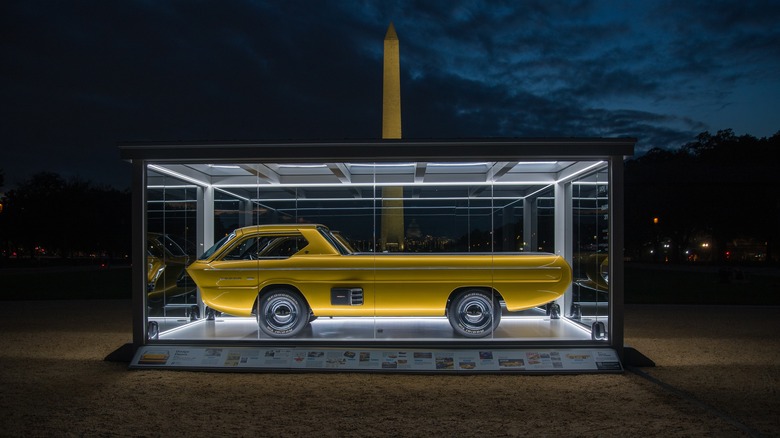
xmin=186 ymin=224 xmax=571 ymax=338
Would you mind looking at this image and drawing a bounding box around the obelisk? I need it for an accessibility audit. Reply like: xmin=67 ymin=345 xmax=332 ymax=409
xmin=380 ymin=22 xmax=404 ymax=251
xmin=382 ymin=22 xmax=402 ymax=139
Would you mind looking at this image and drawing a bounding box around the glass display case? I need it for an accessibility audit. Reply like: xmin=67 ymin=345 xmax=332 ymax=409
xmin=122 ymin=139 xmax=633 ymax=371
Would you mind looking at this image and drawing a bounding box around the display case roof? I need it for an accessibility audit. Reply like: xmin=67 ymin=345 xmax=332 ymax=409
xmin=119 ymin=138 xmax=635 ymax=163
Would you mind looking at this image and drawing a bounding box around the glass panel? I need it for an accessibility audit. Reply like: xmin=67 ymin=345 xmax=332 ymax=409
xmin=142 ymin=160 xmax=603 ymax=345
xmin=571 ymin=166 xmax=610 ymax=339
xmin=145 ymin=170 xmax=198 ymax=334
xmin=492 ymin=188 xmax=524 ymax=252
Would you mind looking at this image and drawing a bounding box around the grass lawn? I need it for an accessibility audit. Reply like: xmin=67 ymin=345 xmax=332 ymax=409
xmin=625 ymin=264 xmax=780 ymax=305
xmin=0 ymin=266 xmax=131 ymax=300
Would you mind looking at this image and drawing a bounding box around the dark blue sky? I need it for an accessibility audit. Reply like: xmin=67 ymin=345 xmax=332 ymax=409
xmin=2 ymin=1 xmax=778 ymax=189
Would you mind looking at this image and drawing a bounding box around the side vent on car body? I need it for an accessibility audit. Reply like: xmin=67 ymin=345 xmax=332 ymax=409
xmin=331 ymin=288 xmax=364 ymax=305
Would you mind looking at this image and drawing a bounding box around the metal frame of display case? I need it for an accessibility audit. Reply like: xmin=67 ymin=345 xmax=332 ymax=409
xmin=120 ymin=138 xmax=635 ymax=368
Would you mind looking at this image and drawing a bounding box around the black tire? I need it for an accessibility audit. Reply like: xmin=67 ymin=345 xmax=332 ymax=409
xmin=447 ymin=289 xmax=501 ymax=338
xmin=256 ymin=288 xmax=309 ymax=338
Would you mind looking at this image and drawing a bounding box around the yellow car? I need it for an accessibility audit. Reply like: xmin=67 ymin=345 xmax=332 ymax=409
xmin=186 ymin=224 xmax=572 ymax=338
xmin=146 ymin=233 xmax=190 ymax=306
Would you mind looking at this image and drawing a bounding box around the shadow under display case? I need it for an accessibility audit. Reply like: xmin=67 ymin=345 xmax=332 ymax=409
xmin=121 ymin=140 xmax=633 ymax=372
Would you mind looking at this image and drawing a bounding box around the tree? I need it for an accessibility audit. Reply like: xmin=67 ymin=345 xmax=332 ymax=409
xmin=0 ymin=172 xmax=131 ymax=260
xmin=625 ymin=130 xmax=780 ymax=264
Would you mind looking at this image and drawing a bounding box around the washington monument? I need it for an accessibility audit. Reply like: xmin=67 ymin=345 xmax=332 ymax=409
xmin=381 ymin=22 xmax=404 ymax=250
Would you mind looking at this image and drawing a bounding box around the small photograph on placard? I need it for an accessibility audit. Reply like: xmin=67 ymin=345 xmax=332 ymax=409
xmin=292 ymin=352 xmax=307 ymax=365
xmin=306 ymin=351 xmax=325 ymax=368
xmin=435 ymin=354 xmax=454 ymax=370
xmin=224 ymin=351 xmax=241 ymax=367
xmin=382 ymin=352 xmax=402 ymax=369
xmin=325 ymin=351 xmax=348 ymax=368
xmin=381 ymin=360 xmax=398 ymax=369
xmin=566 ymin=353 xmax=592 ymax=362
xmin=412 ymin=351 xmax=434 ymax=368
xmin=458 ymin=360 xmax=477 ymax=370
xmin=138 ymin=349 xmax=169 ymax=365
xmin=205 ymin=348 xmax=223 ymax=358
xmin=498 ymin=358 xmax=525 ymax=369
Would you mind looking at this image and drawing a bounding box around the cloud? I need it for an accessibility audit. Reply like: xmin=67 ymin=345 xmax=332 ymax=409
xmin=1 ymin=0 xmax=777 ymax=187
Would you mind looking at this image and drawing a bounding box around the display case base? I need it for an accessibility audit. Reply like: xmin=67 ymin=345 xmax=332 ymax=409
xmin=149 ymin=312 xmax=601 ymax=342
xmin=130 ymin=345 xmax=622 ymax=373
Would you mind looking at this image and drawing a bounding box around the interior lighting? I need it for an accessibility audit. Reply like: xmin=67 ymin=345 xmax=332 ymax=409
xmin=216 ymin=181 xmax=552 ymax=189
xmin=213 ymin=187 xmax=251 ymax=202
xmin=427 ymin=162 xmax=490 ymax=167
xmin=348 ymin=163 xmax=416 ymax=167
xmin=147 ymin=185 xmax=199 ymax=189
xmin=562 ymin=317 xmax=598 ymax=336
xmin=276 ymin=164 xmax=328 ymax=168
xmin=253 ymin=196 xmax=517 ymax=203
xmin=523 ymin=184 xmax=555 ymax=199
xmin=148 ymin=165 xmax=210 ymax=188
xmin=554 ymin=161 xmax=606 ymax=184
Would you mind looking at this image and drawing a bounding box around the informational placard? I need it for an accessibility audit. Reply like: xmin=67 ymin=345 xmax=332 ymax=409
xmin=130 ymin=346 xmax=622 ymax=373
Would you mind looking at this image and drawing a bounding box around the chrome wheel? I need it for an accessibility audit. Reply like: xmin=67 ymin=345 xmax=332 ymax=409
xmin=448 ymin=289 xmax=501 ymax=338
xmin=257 ymin=288 xmax=309 ymax=337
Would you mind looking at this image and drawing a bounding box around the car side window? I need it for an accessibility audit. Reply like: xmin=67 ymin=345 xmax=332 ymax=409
xmin=222 ymin=236 xmax=273 ymax=260
xmin=260 ymin=236 xmax=308 ymax=258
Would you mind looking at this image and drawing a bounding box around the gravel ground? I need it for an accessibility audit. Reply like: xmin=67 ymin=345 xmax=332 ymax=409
xmin=1 ymin=300 xmax=778 ymax=437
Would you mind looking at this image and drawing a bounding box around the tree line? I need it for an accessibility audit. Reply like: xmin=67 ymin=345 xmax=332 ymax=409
xmin=0 ymin=172 xmax=131 ymax=263
xmin=625 ymin=129 xmax=780 ymax=264
xmin=1 ymin=129 xmax=778 ymax=265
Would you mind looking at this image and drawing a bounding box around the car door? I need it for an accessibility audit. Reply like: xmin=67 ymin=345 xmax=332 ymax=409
xmin=205 ymin=235 xmax=264 ymax=293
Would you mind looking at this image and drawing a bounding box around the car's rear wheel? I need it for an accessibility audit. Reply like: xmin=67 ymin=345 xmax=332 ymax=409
xmin=256 ymin=288 xmax=309 ymax=338
xmin=447 ymin=289 xmax=501 ymax=338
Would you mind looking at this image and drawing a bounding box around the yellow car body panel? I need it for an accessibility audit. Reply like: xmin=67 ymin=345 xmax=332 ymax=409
xmin=186 ymin=224 xmax=572 ymax=318
xmin=146 ymin=233 xmax=189 ymax=301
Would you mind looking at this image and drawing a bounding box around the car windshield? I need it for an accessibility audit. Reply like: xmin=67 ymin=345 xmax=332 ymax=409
xmin=199 ymin=233 xmax=235 ymax=260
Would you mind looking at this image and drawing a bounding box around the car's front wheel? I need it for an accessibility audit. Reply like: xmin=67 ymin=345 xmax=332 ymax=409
xmin=447 ymin=289 xmax=501 ymax=338
xmin=256 ymin=288 xmax=309 ymax=338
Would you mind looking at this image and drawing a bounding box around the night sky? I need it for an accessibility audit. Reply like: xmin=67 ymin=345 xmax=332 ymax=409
xmin=2 ymin=1 xmax=778 ymax=189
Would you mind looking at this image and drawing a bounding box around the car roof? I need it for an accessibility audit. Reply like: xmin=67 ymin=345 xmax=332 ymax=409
xmin=234 ymin=224 xmax=327 ymax=234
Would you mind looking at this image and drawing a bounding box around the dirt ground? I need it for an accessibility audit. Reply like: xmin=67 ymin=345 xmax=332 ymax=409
xmin=1 ymin=300 xmax=778 ymax=437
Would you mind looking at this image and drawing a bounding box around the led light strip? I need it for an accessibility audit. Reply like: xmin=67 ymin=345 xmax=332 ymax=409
xmin=148 ymin=165 xmax=210 ymax=188
xmin=555 ymin=161 xmax=606 ymax=184
xmin=214 ymin=180 xmax=557 ymax=189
